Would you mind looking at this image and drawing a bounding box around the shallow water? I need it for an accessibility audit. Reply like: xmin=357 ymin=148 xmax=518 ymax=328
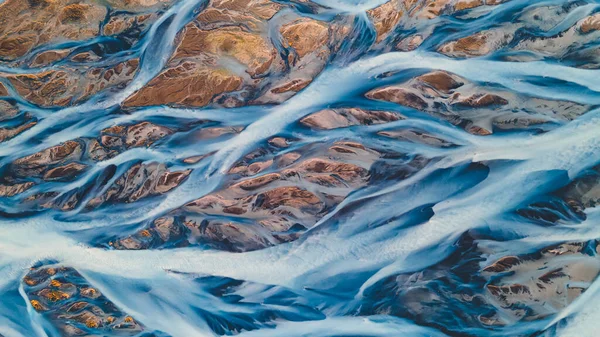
xmin=2 ymin=0 xmax=600 ymax=336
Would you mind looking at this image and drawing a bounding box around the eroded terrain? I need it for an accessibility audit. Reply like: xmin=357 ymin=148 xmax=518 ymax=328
xmin=2 ymin=0 xmax=600 ymax=336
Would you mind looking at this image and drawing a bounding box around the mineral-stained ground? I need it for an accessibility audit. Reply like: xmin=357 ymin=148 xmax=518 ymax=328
xmin=1 ymin=0 xmax=600 ymax=336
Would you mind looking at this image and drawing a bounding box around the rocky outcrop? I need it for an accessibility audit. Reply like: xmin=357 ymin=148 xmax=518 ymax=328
xmin=21 ymin=161 xmax=190 ymax=211
xmin=0 ymin=182 xmax=34 ymax=197
xmin=109 ymin=139 xmax=429 ymax=252
xmin=580 ymin=13 xmax=600 ymax=34
xmin=280 ymin=18 xmax=329 ymax=59
xmin=0 ymin=0 xmax=354 ymax=108
xmin=5 ymin=59 xmax=139 ymax=107
xmin=0 ymin=0 xmax=107 ymax=61
xmin=509 ymin=13 xmax=600 ymax=67
xmin=435 ymin=3 xmax=600 ymax=69
xmin=0 ymin=0 xmax=176 ymax=63
xmin=86 ymin=162 xmax=191 ymax=208
xmin=366 ymin=70 xmax=588 ymax=135
xmin=11 ymin=140 xmax=84 ymax=178
xmin=175 ymin=26 xmax=275 ymax=76
xmin=482 ymin=242 xmax=600 ymax=323
xmin=123 ymin=0 xmax=279 ymax=107
xmin=196 ymin=0 xmax=282 ymax=29
xmin=438 ymin=28 xmax=515 ymax=58
xmin=123 ymin=60 xmax=243 ymax=107
xmin=30 ymin=49 xmax=73 ymax=67
xmin=401 ymin=0 xmax=451 ymax=19
xmin=124 ymin=0 xmax=349 ymax=108
xmin=378 ymin=129 xmax=455 ymax=148
xmin=367 ymin=0 xmax=402 ymax=42
xmin=454 ymin=0 xmax=483 ymax=11
xmin=300 ymin=108 xmax=402 ymax=130
xmin=0 ymin=115 xmax=36 ymax=143
xmin=105 ymin=0 xmax=175 ymax=11
xmin=5 ymin=121 xmax=184 ymax=210
xmin=402 ymin=0 xmax=509 ymax=19
xmin=360 ymin=233 xmax=599 ymax=332
xmin=515 ymin=163 xmax=600 ymax=226
xmin=24 ymin=264 xmax=145 ymax=336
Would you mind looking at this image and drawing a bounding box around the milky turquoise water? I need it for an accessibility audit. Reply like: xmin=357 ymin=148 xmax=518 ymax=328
xmin=3 ymin=0 xmax=600 ymax=336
